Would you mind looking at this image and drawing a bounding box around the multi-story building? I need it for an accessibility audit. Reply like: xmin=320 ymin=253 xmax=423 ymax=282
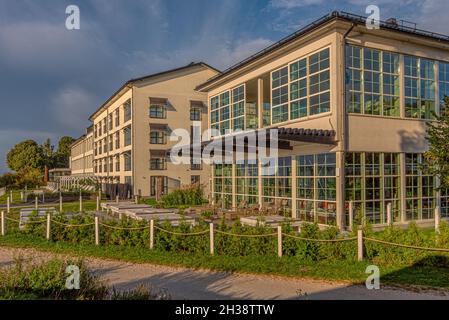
xmin=87 ymin=62 xmax=219 ymax=197
xmin=70 ymin=125 xmax=94 ymax=176
xmin=196 ymin=12 xmax=449 ymax=230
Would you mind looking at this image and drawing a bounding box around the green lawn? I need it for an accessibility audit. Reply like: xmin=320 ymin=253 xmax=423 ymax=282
xmin=1 ymin=233 xmax=449 ymax=290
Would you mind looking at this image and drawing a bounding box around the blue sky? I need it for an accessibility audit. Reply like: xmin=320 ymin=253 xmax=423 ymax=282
xmin=0 ymin=0 xmax=447 ymax=173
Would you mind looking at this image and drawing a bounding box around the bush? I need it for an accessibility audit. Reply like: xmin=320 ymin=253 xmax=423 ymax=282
xmin=161 ymin=185 xmax=205 ymax=207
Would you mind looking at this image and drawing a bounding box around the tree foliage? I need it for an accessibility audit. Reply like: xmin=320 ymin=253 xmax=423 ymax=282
xmin=6 ymin=140 xmax=44 ymax=172
xmin=425 ymin=96 xmax=449 ymax=188
xmin=6 ymin=136 xmax=75 ymax=173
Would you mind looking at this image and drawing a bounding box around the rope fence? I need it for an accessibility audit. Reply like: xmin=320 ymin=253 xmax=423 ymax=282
xmin=364 ymin=237 xmax=449 ymax=253
xmin=215 ymin=229 xmax=277 ymax=238
xmin=3 ymin=209 xmax=449 ymax=259
xmin=154 ymin=225 xmax=209 ymax=236
xmin=283 ymin=233 xmax=357 ymax=243
xmin=51 ymin=220 xmax=95 ymax=228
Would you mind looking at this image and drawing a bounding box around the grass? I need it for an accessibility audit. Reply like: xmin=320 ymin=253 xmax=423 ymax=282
xmin=0 ymin=254 xmax=170 ymax=300
xmin=1 ymin=233 xmax=449 ymax=290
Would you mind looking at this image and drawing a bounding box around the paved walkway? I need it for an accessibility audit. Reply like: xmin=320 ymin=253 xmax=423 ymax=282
xmin=0 ymin=247 xmax=448 ymax=300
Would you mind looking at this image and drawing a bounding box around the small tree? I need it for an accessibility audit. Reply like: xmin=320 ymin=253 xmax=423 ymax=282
xmin=6 ymin=140 xmax=44 ymax=172
xmin=425 ymin=96 xmax=449 ymax=188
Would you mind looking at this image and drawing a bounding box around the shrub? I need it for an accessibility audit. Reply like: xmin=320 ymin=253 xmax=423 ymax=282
xmin=161 ymin=185 xmax=205 ymax=207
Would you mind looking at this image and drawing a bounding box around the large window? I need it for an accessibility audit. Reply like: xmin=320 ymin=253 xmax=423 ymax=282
xmin=231 ymin=85 xmax=245 ymax=131
xmin=439 ymin=61 xmax=449 ymax=114
xmin=124 ymin=126 xmax=131 ymax=146
xmin=296 ymin=153 xmax=336 ymax=225
xmin=271 ymin=67 xmax=289 ymax=124
xmin=345 ymin=152 xmax=401 ymax=225
xmin=346 ymin=45 xmax=400 ymax=116
xmin=271 ymin=48 xmax=330 ymax=125
xmin=236 ymin=160 xmax=259 ymax=206
xmin=405 ymin=153 xmax=435 ymax=220
xmin=404 ymin=56 xmax=435 ymax=119
xmin=124 ymin=100 xmax=132 ymax=122
xmin=210 ymin=92 xmax=230 ymax=135
xmin=124 ymin=151 xmax=132 ymax=171
xmin=115 ymin=155 xmax=120 ymax=172
xmin=262 ymin=157 xmax=292 ymax=215
xmin=213 ymin=164 xmax=233 ymax=209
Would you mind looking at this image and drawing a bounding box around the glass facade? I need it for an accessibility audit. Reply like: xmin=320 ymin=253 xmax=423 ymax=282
xmin=213 ymin=164 xmax=233 ymax=209
xmin=272 ymin=48 xmax=330 ymax=124
xmin=262 ymin=157 xmax=292 ymax=215
xmin=345 ymin=152 xmax=401 ymax=225
xmin=236 ymin=160 xmax=259 ymax=206
xmin=296 ymin=153 xmax=336 ymax=225
xmin=405 ymin=153 xmax=435 ymax=221
xmin=440 ymin=61 xmax=449 ymax=114
xmin=346 ymin=45 xmax=400 ymax=116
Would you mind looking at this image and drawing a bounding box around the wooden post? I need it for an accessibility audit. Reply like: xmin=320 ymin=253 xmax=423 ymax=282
xmin=59 ymin=193 xmax=63 ymax=213
xmin=79 ymin=193 xmax=83 ymax=212
xmin=349 ymin=201 xmax=353 ymax=231
xmin=42 ymin=192 xmax=45 ymax=204
xmin=1 ymin=211 xmax=5 ymax=236
xmin=95 ymin=217 xmax=99 ymax=246
xmin=116 ymin=195 xmax=119 ymax=204
xmin=435 ymin=206 xmax=441 ymax=233
xmin=46 ymin=213 xmax=51 ymax=240
xmin=96 ymin=196 xmax=100 ymax=211
xmin=6 ymin=196 xmax=10 ymax=214
xmin=9 ymin=191 xmax=13 ymax=203
xmin=150 ymin=220 xmax=154 ymax=249
xmin=277 ymin=225 xmax=283 ymax=258
xmin=387 ymin=203 xmax=392 ymax=226
xmin=35 ymin=196 xmax=38 ymax=211
xmin=357 ymin=228 xmax=364 ymax=262
xmin=135 ymin=195 xmax=139 ymax=204
xmin=209 ymin=223 xmax=214 ymax=255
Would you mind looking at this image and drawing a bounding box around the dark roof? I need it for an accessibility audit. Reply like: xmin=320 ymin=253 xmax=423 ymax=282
xmin=89 ymin=62 xmax=219 ymax=120
xmin=197 ymin=11 xmax=449 ymax=91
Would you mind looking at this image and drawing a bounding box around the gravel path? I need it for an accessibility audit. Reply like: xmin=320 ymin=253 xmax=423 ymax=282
xmin=0 ymin=246 xmax=448 ymax=300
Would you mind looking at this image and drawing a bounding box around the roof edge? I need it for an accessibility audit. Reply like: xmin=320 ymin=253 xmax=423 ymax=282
xmin=89 ymin=62 xmax=220 ymax=121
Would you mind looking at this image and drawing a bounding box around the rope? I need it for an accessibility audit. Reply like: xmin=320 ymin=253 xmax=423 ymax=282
xmin=154 ymin=225 xmax=209 ymax=236
xmin=24 ymin=219 xmax=47 ymax=224
xmin=215 ymin=229 xmax=277 ymax=238
xmin=51 ymin=219 xmax=94 ymax=228
xmin=5 ymin=217 xmax=20 ymax=223
xmin=364 ymin=237 xmax=449 ymax=253
xmin=283 ymin=233 xmax=358 ymax=243
xmin=99 ymin=223 xmax=149 ymax=231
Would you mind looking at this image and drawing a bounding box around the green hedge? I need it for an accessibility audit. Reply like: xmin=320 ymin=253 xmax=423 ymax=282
xmin=9 ymin=212 xmax=449 ymax=267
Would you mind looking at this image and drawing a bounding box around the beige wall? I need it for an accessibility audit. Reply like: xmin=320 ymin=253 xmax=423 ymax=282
xmin=70 ymin=131 xmax=94 ymax=176
xmin=92 ymin=88 xmax=133 ymax=184
xmin=133 ymin=65 xmax=217 ymax=197
xmin=88 ymin=65 xmax=218 ymax=197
